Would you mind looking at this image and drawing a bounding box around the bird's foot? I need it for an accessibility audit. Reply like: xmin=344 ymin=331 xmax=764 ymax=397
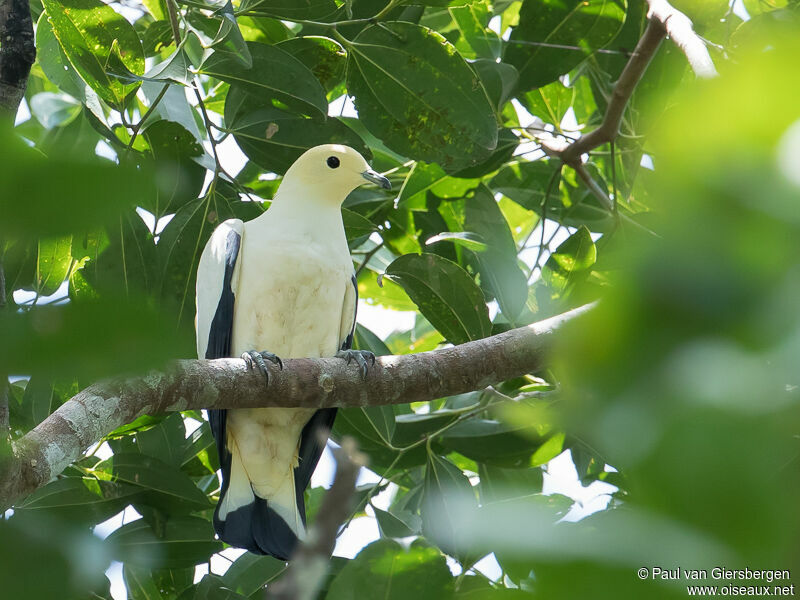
xmin=241 ymin=350 xmax=283 ymax=386
xmin=336 ymin=349 xmax=375 ymax=379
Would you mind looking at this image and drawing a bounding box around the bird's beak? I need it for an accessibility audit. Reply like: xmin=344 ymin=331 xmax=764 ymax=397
xmin=361 ymin=169 xmax=391 ymax=190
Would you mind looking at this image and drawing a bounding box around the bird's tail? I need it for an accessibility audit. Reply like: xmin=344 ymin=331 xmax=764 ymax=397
xmin=208 ymin=408 xmax=336 ymax=560
xmin=209 ymin=409 xmax=306 ymax=560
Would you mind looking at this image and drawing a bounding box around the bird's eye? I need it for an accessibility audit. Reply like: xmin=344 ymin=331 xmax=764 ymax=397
xmin=326 ymin=156 xmax=340 ymax=169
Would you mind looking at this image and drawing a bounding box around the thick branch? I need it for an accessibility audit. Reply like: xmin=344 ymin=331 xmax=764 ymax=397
xmin=0 ymin=0 xmax=35 ymax=122
xmin=266 ymin=438 xmax=366 ymax=600
xmin=646 ymin=0 xmax=719 ymax=79
xmin=0 ymin=304 xmax=593 ymax=510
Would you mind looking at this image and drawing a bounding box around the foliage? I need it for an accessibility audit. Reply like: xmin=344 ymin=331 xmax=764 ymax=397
xmin=2 ymin=0 xmax=800 ymax=598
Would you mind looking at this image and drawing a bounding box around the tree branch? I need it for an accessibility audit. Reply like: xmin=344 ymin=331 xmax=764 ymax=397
xmin=266 ymin=438 xmax=366 ymax=600
xmin=555 ymin=19 xmax=666 ymax=166
xmin=646 ymin=0 xmax=719 ymax=79
xmin=536 ymin=2 xmax=717 ymax=212
xmin=0 ymin=303 xmax=594 ymax=510
xmin=0 ymin=0 xmax=35 ymax=123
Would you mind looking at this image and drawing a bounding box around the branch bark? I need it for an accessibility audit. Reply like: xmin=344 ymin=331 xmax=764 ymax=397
xmin=646 ymin=0 xmax=719 ymax=79
xmin=0 ymin=304 xmax=593 ymax=510
xmin=0 ymin=0 xmax=35 ymax=122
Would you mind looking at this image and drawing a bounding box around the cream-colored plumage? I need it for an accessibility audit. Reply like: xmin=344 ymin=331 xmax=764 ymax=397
xmin=195 ymin=144 xmax=388 ymax=556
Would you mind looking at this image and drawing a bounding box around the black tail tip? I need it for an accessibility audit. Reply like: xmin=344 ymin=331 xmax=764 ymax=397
xmin=213 ymin=498 xmax=300 ymax=560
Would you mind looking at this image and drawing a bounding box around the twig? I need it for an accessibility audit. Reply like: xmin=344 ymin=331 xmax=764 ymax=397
xmin=266 ymin=438 xmax=366 ymax=600
xmin=354 ymin=241 xmax=384 ymax=277
xmin=646 ymin=0 xmax=719 ymax=79
xmin=0 ymin=303 xmax=595 ymax=510
xmin=0 ymin=0 xmax=35 ymax=122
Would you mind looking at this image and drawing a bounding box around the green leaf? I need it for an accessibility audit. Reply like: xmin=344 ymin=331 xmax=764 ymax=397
xmin=471 ymin=59 xmax=519 ymax=113
xmin=439 ymin=418 xmax=545 ymax=467
xmin=107 ymin=516 xmax=222 ymax=569
xmin=36 ymin=236 xmax=72 ymax=296
xmin=221 ymin=553 xmax=286 ymax=596
xmin=30 ymin=92 xmax=81 ymax=129
xmin=276 ymin=36 xmax=347 ymax=92
xmin=139 ymin=120 xmax=206 ymax=219
xmin=505 ymin=0 xmax=627 ymax=90
xmin=326 ymin=539 xmax=454 ymax=600
xmin=450 ymin=1 xmax=501 ymax=59
xmin=397 ymin=162 xmax=480 ymax=209
xmin=15 ymin=477 xmax=139 ymax=525
xmin=98 ymin=453 xmax=211 ymax=514
xmin=347 ymin=21 xmax=498 ymax=171
xmin=519 ymin=80 xmax=576 ymax=127
xmin=21 ymin=375 xmax=54 ymax=428
xmin=211 ymin=1 xmax=253 ymax=68
xmin=342 ymin=208 xmax=377 ymax=248
xmin=35 ymin=13 xmax=94 ymax=103
xmin=226 ymin=95 xmax=369 ymax=174
xmin=423 ymin=453 xmax=478 ymax=559
xmin=542 ymin=225 xmax=597 ymax=292
xmin=426 ymin=231 xmax=488 ymax=253
xmin=200 ymin=42 xmax=327 ymax=117
xmin=156 ymin=186 xmax=262 ymax=331
xmin=237 ymin=0 xmax=338 ymax=21
xmin=383 ymin=253 xmax=491 ymax=345
xmin=462 ymin=185 xmax=529 ymax=321
xmin=180 ymin=575 xmax=249 ymax=600
xmin=373 ymin=506 xmax=422 ymax=538
xmin=490 ymin=159 xmax=562 ymax=213
xmin=136 ymin=413 xmax=188 ymax=467
xmin=41 ymin=0 xmax=145 ymax=107
xmin=124 ymin=564 xmax=167 ymax=600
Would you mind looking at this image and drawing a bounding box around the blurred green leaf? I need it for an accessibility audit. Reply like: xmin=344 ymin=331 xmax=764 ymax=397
xmin=423 ymin=453 xmax=478 ymax=559
xmin=384 ymin=253 xmax=491 ymax=344
xmin=347 ymin=21 xmax=498 ymax=170
xmin=326 ymin=539 xmax=453 ymax=600
xmin=0 ymin=130 xmax=151 ymax=238
xmin=0 ymin=300 xmax=186 ymax=379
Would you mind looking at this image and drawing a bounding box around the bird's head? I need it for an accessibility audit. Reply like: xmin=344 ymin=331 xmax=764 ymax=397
xmin=277 ymin=144 xmax=391 ymax=205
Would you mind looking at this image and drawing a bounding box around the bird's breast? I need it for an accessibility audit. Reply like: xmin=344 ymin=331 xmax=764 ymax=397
xmin=231 ymin=236 xmax=352 ymax=359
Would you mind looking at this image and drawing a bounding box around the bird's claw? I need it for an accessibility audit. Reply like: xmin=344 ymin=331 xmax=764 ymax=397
xmin=336 ymin=349 xmax=375 ymax=379
xmin=241 ymin=350 xmax=283 ymax=386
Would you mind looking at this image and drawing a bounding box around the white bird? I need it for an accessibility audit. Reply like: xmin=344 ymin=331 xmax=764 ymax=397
xmin=195 ymin=144 xmax=390 ymax=558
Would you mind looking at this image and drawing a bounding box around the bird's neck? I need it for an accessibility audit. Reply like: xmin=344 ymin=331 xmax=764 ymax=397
xmin=254 ymin=184 xmax=349 ymax=253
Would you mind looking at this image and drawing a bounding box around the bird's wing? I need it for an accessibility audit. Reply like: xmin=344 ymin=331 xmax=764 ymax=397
xmin=195 ymin=219 xmax=244 ymax=519
xmin=195 ymin=219 xmax=244 ymax=360
xmin=293 ymin=274 xmax=358 ymax=500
